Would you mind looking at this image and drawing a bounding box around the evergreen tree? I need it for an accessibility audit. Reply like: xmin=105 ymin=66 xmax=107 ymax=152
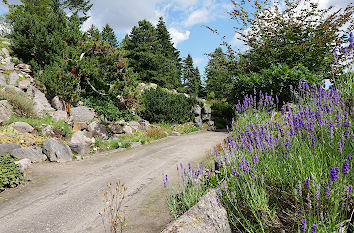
xmin=182 ymin=54 xmax=200 ymax=96
xmin=86 ymin=24 xmax=100 ymax=39
xmin=101 ymin=24 xmax=118 ymax=47
xmin=205 ymin=47 xmax=233 ymax=100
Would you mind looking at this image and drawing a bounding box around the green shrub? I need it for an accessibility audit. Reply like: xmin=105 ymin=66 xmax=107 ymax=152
xmin=0 ymin=154 xmax=24 ymax=191
xmin=141 ymin=87 xmax=201 ymax=123
xmin=233 ymin=63 xmax=322 ymax=104
xmin=0 ymin=86 xmax=36 ymax=118
xmin=81 ymin=95 xmax=136 ymax=122
xmin=211 ymin=100 xmax=234 ymax=128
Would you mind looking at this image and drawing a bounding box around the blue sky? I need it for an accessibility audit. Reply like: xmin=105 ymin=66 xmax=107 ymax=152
xmin=0 ymin=0 xmax=352 ymax=78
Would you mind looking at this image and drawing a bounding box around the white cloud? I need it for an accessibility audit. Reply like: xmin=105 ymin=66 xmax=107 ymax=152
xmin=184 ymin=8 xmax=210 ymax=27
xmin=169 ymin=28 xmax=190 ymax=46
xmin=194 ymin=57 xmax=204 ymax=65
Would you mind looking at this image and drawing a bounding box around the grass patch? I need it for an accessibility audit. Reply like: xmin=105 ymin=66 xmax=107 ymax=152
xmin=0 ymin=125 xmax=45 ymax=146
xmin=156 ymin=122 xmax=200 ymax=134
xmin=0 ymin=86 xmax=36 ymax=118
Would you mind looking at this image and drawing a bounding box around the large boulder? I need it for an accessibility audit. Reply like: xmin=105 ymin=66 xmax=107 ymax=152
xmin=70 ymin=106 xmax=95 ymax=122
xmin=0 ymin=143 xmax=21 ymax=155
xmin=8 ymin=72 xmax=19 ymax=85
xmin=9 ymin=122 xmax=34 ymax=133
xmin=49 ymin=110 xmax=69 ymax=122
xmin=88 ymin=121 xmax=108 ymax=139
xmin=51 ymin=96 xmax=65 ymax=111
xmin=0 ymin=73 xmax=6 ymax=85
xmin=161 ymin=190 xmax=231 ymax=233
xmin=128 ymin=121 xmax=140 ymax=131
xmin=27 ymin=86 xmax=53 ymax=117
xmin=109 ymin=122 xmax=124 ymax=134
xmin=42 ymin=138 xmax=73 ymax=162
xmin=41 ymin=125 xmax=63 ymax=137
xmin=70 ymin=130 xmax=95 ymax=146
xmin=193 ymin=116 xmax=202 ymax=128
xmin=10 ymin=147 xmax=47 ymax=163
xmin=192 ymin=105 xmax=202 ymax=116
xmin=0 ymin=100 xmax=13 ymax=122
xmin=69 ymin=143 xmax=90 ymax=155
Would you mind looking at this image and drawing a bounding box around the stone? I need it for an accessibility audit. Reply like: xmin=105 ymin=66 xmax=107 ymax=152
xmin=207 ymin=120 xmax=214 ymax=127
xmin=109 ymin=122 xmax=124 ymax=134
xmin=0 ymin=73 xmax=6 ymax=85
xmin=24 ymin=137 xmax=36 ymax=145
xmin=42 ymin=138 xmax=73 ymax=162
xmin=72 ymin=121 xmax=88 ymax=131
xmin=88 ymin=121 xmax=108 ymax=139
xmin=128 ymin=121 xmax=140 ymax=131
xmin=123 ymin=125 xmax=133 ymax=134
xmin=41 ymin=125 xmax=63 ymax=137
xmin=192 ymin=105 xmax=202 ymax=115
xmin=201 ymin=114 xmax=211 ymax=121
xmin=202 ymin=106 xmax=212 ymax=115
xmin=51 ymin=96 xmax=65 ymax=111
xmin=138 ymin=119 xmax=150 ymax=130
xmin=15 ymin=158 xmax=31 ymax=171
xmin=70 ymin=130 xmax=95 ymax=146
xmin=10 ymin=147 xmax=47 ymax=163
xmin=27 ymin=86 xmax=53 ymax=117
xmin=161 ymin=190 xmax=231 ymax=233
xmin=70 ymin=106 xmax=95 ymax=122
xmin=0 ymin=100 xmax=13 ymax=122
xmin=15 ymin=64 xmax=31 ymax=73
xmin=8 ymin=72 xmax=19 ymax=85
xmin=0 ymin=63 xmax=14 ymax=71
xmin=0 ymin=143 xmax=21 ymax=155
xmin=171 ymin=131 xmax=181 ymax=136
xmin=18 ymin=79 xmax=31 ymax=90
xmin=1 ymin=48 xmax=10 ymax=57
xmin=10 ymin=122 xmax=34 ymax=133
xmin=130 ymin=142 xmax=142 ymax=148
xmin=49 ymin=110 xmax=69 ymax=122
xmin=193 ymin=116 xmax=202 ymax=128
xmin=69 ymin=143 xmax=90 ymax=155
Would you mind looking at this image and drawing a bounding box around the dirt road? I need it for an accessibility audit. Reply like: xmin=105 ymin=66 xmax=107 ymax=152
xmin=0 ymin=131 xmax=226 ymax=233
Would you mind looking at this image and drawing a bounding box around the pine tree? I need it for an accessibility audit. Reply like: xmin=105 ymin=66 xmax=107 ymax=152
xmin=86 ymin=24 xmax=100 ymax=39
xmin=205 ymin=47 xmax=233 ymax=100
xmin=101 ymin=24 xmax=118 ymax=47
xmin=182 ymin=54 xmax=200 ymax=96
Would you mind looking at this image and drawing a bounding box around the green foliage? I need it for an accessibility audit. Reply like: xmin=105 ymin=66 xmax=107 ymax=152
xmin=0 ymin=154 xmax=24 ymax=191
xmin=205 ymin=47 xmax=233 ymax=100
xmin=0 ymin=86 xmax=36 ymax=118
xmin=101 ymin=24 xmax=118 ymax=48
xmin=228 ymin=0 xmax=353 ymax=77
xmin=182 ymin=54 xmax=201 ymax=96
xmin=141 ymin=87 xmax=200 ymax=123
xmin=81 ymin=96 xmax=136 ymax=122
xmin=233 ymin=63 xmax=322 ymax=104
xmin=210 ymin=100 xmax=234 ymax=128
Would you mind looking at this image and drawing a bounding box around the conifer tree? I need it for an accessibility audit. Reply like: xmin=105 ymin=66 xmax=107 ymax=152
xmin=101 ymin=24 xmax=118 ymax=47
xmin=86 ymin=24 xmax=100 ymax=39
xmin=182 ymin=54 xmax=200 ymax=96
xmin=205 ymin=47 xmax=233 ymax=100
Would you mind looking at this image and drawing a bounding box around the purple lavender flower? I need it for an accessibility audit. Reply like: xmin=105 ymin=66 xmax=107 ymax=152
xmin=342 ymin=162 xmax=349 ymax=174
xmin=312 ymin=224 xmax=316 ymax=233
xmin=329 ymin=166 xmax=339 ymax=181
xmin=337 ymin=142 xmax=342 ymax=153
xmin=298 ymin=181 xmax=302 ymax=197
xmin=348 ymin=154 xmax=351 ymax=160
xmin=306 ymin=178 xmax=311 ymax=189
xmin=300 ymin=219 xmax=306 ymax=232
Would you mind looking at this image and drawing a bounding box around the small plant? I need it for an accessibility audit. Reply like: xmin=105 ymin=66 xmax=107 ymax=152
xmin=0 ymin=86 xmax=36 ymax=118
xmin=99 ymin=181 xmax=127 ymax=233
xmin=0 ymin=154 xmax=24 ymax=192
xmin=145 ymin=127 xmax=167 ymax=140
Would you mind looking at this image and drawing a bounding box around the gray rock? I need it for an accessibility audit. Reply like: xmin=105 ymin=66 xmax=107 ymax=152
xmin=0 ymin=63 xmax=14 ymax=71
xmin=49 ymin=110 xmax=69 ymax=122
xmin=130 ymin=142 xmax=142 ymax=148
xmin=41 ymin=125 xmax=63 ymax=137
xmin=202 ymin=114 xmax=211 ymax=121
xmin=138 ymin=119 xmax=150 ymax=130
xmin=193 ymin=116 xmax=202 ymax=128
xmin=207 ymin=120 xmax=215 ymax=127
xmin=202 ymin=106 xmax=212 ymax=115
xmin=70 ymin=131 xmax=95 ymax=146
xmin=42 ymin=138 xmax=73 ymax=162
xmin=192 ymin=105 xmax=202 ymax=115
xmin=24 ymin=137 xmax=36 ymax=145
xmin=27 ymin=86 xmax=53 ymax=117
xmin=161 ymin=190 xmax=231 ymax=233
xmin=88 ymin=121 xmax=108 ymax=139
xmin=8 ymin=72 xmax=19 ymax=85
xmin=1 ymin=48 xmax=10 ymax=57
xmin=10 ymin=147 xmax=47 ymax=163
xmin=51 ymin=96 xmax=65 ymax=111
xmin=0 ymin=73 xmax=6 ymax=85
xmin=123 ymin=125 xmax=133 ymax=135
xmin=0 ymin=143 xmax=21 ymax=155
xmin=0 ymin=100 xmax=13 ymax=122
xmin=14 ymin=158 xmax=31 ymax=171
xmin=69 ymin=143 xmax=90 ymax=155
xmin=128 ymin=121 xmax=140 ymax=131
xmin=15 ymin=64 xmax=31 ymax=73
xmin=70 ymin=106 xmax=95 ymax=122
xmin=171 ymin=131 xmax=181 ymax=136
xmin=109 ymin=122 xmax=124 ymax=134
xmin=18 ymin=79 xmax=30 ymax=90
xmin=10 ymin=122 xmax=34 ymax=133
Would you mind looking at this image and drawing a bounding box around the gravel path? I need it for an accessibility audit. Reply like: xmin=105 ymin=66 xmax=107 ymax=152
xmin=0 ymin=131 xmax=226 ymax=233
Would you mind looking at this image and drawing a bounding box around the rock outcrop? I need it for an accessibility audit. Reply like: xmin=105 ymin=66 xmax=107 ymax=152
xmin=70 ymin=106 xmax=96 ymax=122
xmin=42 ymin=138 xmax=73 ymax=162
xmin=9 ymin=122 xmax=34 ymax=134
xmin=0 ymin=143 xmax=21 ymax=155
xmin=10 ymin=147 xmax=47 ymax=163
